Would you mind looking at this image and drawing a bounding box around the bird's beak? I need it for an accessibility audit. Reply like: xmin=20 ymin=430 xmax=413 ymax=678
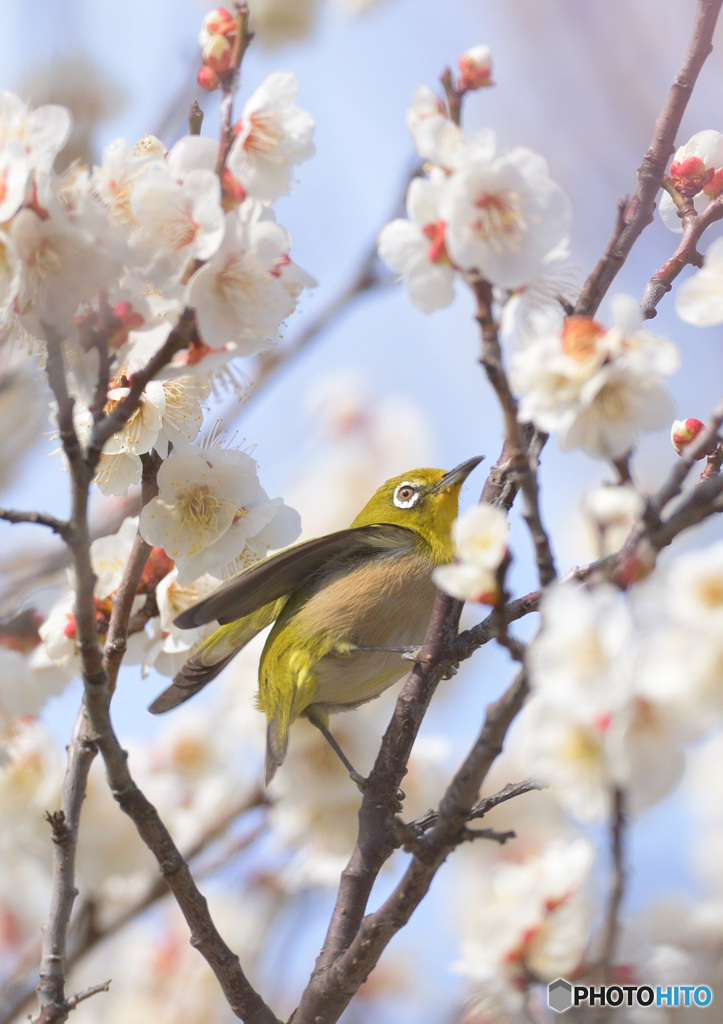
xmin=432 ymin=455 xmax=485 ymax=494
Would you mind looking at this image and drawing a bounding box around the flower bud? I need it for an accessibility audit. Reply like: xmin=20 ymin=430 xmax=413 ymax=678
xmin=202 ymin=33 xmax=233 ymax=74
xmin=671 ymin=417 xmax=706 ymax=456
xmin=197 ymin=65 xmax=221 ymax=92
xmin=457 ymin=45 xmax=493 ymax=91
xmin=200 ymin=7 xmax=236 ymax=44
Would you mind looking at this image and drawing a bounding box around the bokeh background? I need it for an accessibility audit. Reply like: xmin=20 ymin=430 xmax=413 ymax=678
xmin=1 ymin=1 xmax=723 ymax=1021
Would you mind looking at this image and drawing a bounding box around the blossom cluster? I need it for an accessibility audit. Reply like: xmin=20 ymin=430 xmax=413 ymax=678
xmin=511 ymin=295 xmax=679 ymax=458
xmin=377 ymin=74 xmax=572 ymax=317
xmin=0 ymin=48 xmax=319 ymax=738
xmin=517 ymin=539 xmax=723 ymax=821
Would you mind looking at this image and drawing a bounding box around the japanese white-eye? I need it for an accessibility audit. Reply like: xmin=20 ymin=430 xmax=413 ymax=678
xmin=150 ymin=456 xmax=483 ymax=784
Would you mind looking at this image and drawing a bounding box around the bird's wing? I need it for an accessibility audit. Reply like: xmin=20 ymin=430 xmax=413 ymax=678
xmin=148 ymin=600 xmax=284 ymax=714
xmin=173 ymin=523 xmax=418 ymax=629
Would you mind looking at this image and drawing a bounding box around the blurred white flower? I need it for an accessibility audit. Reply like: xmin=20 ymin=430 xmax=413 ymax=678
xmin=519 ymin=583 xmax=687 ymax=819
xmin=0 ymin=91 xmax=71 ymax=174
xmin=675 ymin=236 xmax=723 ymax=326
xmin=455 ymin=838 xmax=593 ymax=1017
xmin=433 ymin=503 xmax=508 ymax=603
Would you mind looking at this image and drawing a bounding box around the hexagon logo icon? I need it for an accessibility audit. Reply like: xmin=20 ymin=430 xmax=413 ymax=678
xmin=548 ymin=978 xmax=573 ymax=1013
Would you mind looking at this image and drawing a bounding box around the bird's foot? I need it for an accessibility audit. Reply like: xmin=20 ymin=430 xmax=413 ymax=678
xmin=349 ymin=771 xmax=405 ymax=811
xmin=354 ymin=644 xmax=423 ymax=661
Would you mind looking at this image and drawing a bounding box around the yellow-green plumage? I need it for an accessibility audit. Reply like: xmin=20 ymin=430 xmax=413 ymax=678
xmin=149 ymin=457 xmax=483 ymax=784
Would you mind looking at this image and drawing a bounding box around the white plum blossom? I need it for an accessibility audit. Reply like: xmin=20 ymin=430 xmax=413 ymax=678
xmin=659 ymin=129 xmax=723 ymax=233
xmin=512 ymin=298 xmax=679 ymax=458
xmin=377 ymin=174 xmax=456 ymax=312
xmin=432 ymin=503 xmax=508 ymax=603
xmin=129 ymin=162 xmax=225 ymax=287
xmin=178 ymin=471 xmax=301 ymax=583
xmin=227 ymin=71 xmax=315 ymax=202
xmin=185 ymin=200 xmax=315 ymax=351
xmin=10 ymin=198 xmax=120 ymax=333
xmin=497 ymin=241 xmax=579 ymax=343
xmin=89 ymin=516 xmax=143 ymax=597
xmin=144 ymin=569 xmax=221 ymax=677
xmin=90 ymin=137 xmax=163 ymax=229
xmin=0 ymin=141 xmax=30 ymax=222
xmin=455 ymin=839 xmax=593 ymax=1018
xmin=0 ymin=91 xmax=72 ymax=174
xmin=441 ymin=147 xmax=572 ymax=288
xmin=582 ymin=482 xmax=644 ymax=555
xmin=405 ymin=84 xmax=495 ymax=172
xmin=518 ymin=583 xmax=687 ymax=820
xmin=675 ymin=236 xmax=723 ymax=326
xmin=139 ymin=445 xmax=300 ymax=584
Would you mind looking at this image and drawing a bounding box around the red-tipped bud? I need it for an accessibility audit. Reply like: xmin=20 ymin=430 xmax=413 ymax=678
xmin=202 ymin=33 xmax=233 ymax=74
xmin=197 ymin=66 xmax=221 ymax=92
xmin=457 ymin=45 xmax=494 ymax=91
xmin=203 ymin=7 xmax=235 ymax=37
xmin=669 ymin=156 xmax=715 ymax=198
xmin=671 ymin=417 xmax=706 ymax=456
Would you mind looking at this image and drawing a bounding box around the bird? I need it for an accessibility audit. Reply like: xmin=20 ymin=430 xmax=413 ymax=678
xmin=149 ymin=455 xmax=483 ymax=785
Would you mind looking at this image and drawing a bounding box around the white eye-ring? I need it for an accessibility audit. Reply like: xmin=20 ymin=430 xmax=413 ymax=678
xmin=393 ymin=481 xmax=420 ymax=509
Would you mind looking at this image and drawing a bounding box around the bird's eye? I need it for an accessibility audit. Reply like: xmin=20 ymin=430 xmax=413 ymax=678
xmin=393 ymin=482 xmax=420 ymax=509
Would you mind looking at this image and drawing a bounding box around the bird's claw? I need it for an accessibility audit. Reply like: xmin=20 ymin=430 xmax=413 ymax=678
xmin=349 ymin=771 xmax=405 ymax=811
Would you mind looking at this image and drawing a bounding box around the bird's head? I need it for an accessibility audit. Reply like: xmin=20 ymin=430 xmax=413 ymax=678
xmin=350 ymin=455 xmax=484 ymax=563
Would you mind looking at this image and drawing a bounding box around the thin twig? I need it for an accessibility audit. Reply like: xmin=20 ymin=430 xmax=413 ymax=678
xmin=594 ymin=789 xmax=627 ymax=1006
xmin=575 ymin=0 xmax=723 ymax=317
xmin=0 ymin=508 xmax=68 ymax=536
xmin=640 ymin=192 xmax=723 ymax=318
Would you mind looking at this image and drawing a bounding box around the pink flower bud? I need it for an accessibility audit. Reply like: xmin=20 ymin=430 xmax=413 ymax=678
xmin=671 ymin=417 xmax=706 ymax=456
xmin=202 ymin=7 xmax=236 ymax=38
xmin=457 ymin=45 xmax=493 ymax=91
xmin=669 ymin=156 xmax=715 ymax=198
xmin=197 ymin=65 xmax=221 ymax=92
xmin=202 ymin=33 xmax=233 ymax=74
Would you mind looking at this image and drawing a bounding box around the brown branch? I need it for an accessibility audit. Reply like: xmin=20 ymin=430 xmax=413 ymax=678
xmin=594 ymin=789 xmax=627 ymax=1005
xmin=0 ymin=507 xmax=68 ymax=536
xmin=640 ymin=193 xmax=723 ymax=318
xmin=101 ymin=452 xmax=161 ymax=692
xmin=88 ymin=307 xmax=197 ymax=463
xmin=471 ymin=275 xmax=557 ymax=588
xmin=405 ymin=777 xmax=544 ymax=837
xmin=39 ymin=321 xmax=279 ymax=1024
xmin=33 ymin=980 xmax=111 ymax=1024
xmin=294 ymin=670 xmax=530 ymax=1024
xmin=2 ymin=789 xmax=269 ymax=1024
xmin=215 ymin=3 xmax=252 ymax=177
xmin=310 ymin=587 xmax=465 ymax=975
xmin=575 ymin=0 xmax=723 ymax=317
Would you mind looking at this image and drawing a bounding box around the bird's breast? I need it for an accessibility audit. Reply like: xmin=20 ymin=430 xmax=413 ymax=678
xmin=290 ymin=548 xmax=438 ymax=712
